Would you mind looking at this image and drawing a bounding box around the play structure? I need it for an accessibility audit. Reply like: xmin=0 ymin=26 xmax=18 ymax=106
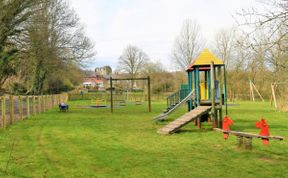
xmin=156 ymin=49 xmax=227 ymax=134
xmin=155 ymin=48 xmax=284 ymax=149
xmin=109 ymin=77 xmax=151 ymax=113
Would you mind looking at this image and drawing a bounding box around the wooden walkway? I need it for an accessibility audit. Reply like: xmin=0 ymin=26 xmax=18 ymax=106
xmin=157 ymin=106 xmax=212 ymax=135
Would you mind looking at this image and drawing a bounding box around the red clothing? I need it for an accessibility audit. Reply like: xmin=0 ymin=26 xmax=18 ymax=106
xmin=222 ymin=116 xmax=233 ymax=131
xmin=255 ymin=118 xmax=270 ymax=146
xmin=255 ymin=118 xmax=270 ymax=136
xmin=222 ymin=116 xmax=233 ymax=140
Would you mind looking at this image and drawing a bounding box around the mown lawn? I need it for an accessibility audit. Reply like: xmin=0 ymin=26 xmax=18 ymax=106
xmin=0 ymin=100 xmax=287 ymax=178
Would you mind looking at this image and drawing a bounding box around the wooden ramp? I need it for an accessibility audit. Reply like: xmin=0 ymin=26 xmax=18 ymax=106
xmin=158 ymin=106 xmax=211 ymax=135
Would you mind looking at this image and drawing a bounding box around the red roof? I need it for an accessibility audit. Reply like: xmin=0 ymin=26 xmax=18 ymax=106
xmin=82 ymin=77 xmax=103 ymax=83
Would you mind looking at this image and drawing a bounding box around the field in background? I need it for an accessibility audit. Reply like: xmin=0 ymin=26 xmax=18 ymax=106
xmin=0 ymin=100 xmax=287 ymax=177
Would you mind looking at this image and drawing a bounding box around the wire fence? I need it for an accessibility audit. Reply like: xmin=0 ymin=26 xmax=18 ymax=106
xmin=0 ymin=93 xmax=68 ymax=129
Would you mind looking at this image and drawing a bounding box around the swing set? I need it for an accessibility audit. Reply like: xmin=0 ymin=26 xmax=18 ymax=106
xmin=109 ymin=76 xmax=152 ymax=113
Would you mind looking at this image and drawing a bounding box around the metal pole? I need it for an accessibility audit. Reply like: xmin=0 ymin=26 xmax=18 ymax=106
xmin=148 ymin=76 xmax=151 ymax=112
xmin=218 ymin=66 xmax=223 ymax=128
xmin=224 ymin=65 xmax=228 ymax=115
xmin=211 ymin=62 xmax=216 ymax=128
xmin=110 ymin=77 xmax=113 ymax=113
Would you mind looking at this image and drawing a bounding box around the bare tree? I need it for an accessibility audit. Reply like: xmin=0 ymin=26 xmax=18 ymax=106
xmin=214 ymin=28 xmax=236 ymax=69
xmin=117 ymin=45 xmax=149 ymax=87
xmin=118 ymin=45 xmax=149 ymax=78
xmin=238 ymin=0 xmax=288 ymax=48
xmin=172 ymin=19 xmax=204 ymax=70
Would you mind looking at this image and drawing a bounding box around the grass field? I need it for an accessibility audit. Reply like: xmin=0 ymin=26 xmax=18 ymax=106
xmin=0 ymin=100 xmax=287 ymax=178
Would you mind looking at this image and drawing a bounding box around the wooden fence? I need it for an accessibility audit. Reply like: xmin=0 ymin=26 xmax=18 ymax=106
xmin=0 ymin=93 xmax=68 ymax=129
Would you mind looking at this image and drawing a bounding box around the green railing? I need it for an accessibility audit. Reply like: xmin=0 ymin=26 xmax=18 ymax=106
xmin=166 ymin=89 xmax=189 ymax=109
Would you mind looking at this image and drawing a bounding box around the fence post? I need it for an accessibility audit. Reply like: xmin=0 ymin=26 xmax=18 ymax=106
xmin=26 ymin=96 xmax=30 ymax=117
xmin=46 ymin=95 xmax=48 ymax=110
xmin=18 ymin=96 xmax=23 ymax=120
xmin=44 ymin=95 xmax=47 ymax=111
xmin=10 ymin=95 xmax=14 ymax=125
xmin=43 ymin=95 xmax=46 ymax=110
xmin=57 ymin=94 xmax=60 ymax=104
xmin=41 ymin=95 xmax=44 ymax=112
xmin=48 ymin=95 xmax=50 ymax=109
xmin=51 ymin=95 xmax=54 ymax=107
xmin=49 ymin=95 xmax=53 ymax=109
xmin=38 ymin=96 xmax=41 ymax=113
xmin=33 ymin=96 xmax=36 ymax=115
xmin=2 ymin=96 xmax=6 ymax=128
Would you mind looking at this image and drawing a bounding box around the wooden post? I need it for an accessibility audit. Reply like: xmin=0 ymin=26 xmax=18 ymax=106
xmin=110 ymin=77 xmax=113 ymax=113
xmin=9 ymin=95 xmax=14 ymax=125
xmin=52 ymin=95 xmax=55 ymax=107
xmin=38 ymin=96 xmax=41 ymax=113
xmin=237 ymin=136 xmax=243 ymax=148
xmin=250 ymin=80 xmax=255 ymax=102
xmin=57 ymin=94 xmax=60 ymax=105
xmin=43 ymin=95 xmax=46 ymax=111
xmin=251 ymin=82 xmax=264 ymax=102
xmin=49 ymin=95 xmax=52 ymax=109
xmin=244 ymin=137 xmax=252 ymax=150
xmin=148 ymin=76 xmax=151 ymax=112
xmin=211 ymin=62 xmax=216 ymax=128
xmin=197 ymin=117 xmax=201 ymax=129
xmin=1 ymin=96 xmax=6 ymax=128
xmin=41 ymin=95 xmax=44 ymax=112
xmin=43 ymin=95 xmax=46 ymax=112
xmin=26 ymin=96 xmax=30 ymax=117
xmin=54 ymin=95 xmax=56 ymax=107
xmin=33 ymin=96 xmax=36 ymax=115
xmin=18 ymin=96 xmax=23 ymax=120
xmin=46 ymin=95 xmax=48 ymax=110
xmin=271 ymin=84 xmax=277 ymax=109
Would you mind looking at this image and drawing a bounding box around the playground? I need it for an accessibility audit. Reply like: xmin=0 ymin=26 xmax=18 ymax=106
xmin=0 ymin=49 xmax=287 ymax=177
xmin=0 ymin=100 xmax=287 ymax=177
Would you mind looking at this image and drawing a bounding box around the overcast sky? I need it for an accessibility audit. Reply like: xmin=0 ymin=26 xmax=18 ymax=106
xmin=68 ymin=0 xmax=259 ymax=70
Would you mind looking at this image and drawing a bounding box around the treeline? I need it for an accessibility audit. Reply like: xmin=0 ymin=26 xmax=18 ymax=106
xmin=115 ymin=1 xmax=288 ymax=99
xmin=214 ymin=0 xmax=288 ymax=100
xmin=0 ymin=0 xmax=94 ymax=95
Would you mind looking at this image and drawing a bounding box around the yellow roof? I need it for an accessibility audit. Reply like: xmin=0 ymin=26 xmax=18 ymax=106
xmin=190 ymin=48 xmax=223 ymax=66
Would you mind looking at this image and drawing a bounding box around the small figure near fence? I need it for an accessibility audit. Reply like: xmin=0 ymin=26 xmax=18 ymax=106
xmin=59 ymin=102 xmax=69 ymax=112
xmin=255 ymin=118 xmax=270 ymax=145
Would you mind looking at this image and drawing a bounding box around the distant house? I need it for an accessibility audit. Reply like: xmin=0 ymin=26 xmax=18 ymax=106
xmin=82 ymin=76 xmax=105 ymax=91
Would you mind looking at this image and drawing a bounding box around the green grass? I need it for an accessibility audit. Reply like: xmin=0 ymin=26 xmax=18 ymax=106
xmin=0 ymin=100 xmax=287 ymax=178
